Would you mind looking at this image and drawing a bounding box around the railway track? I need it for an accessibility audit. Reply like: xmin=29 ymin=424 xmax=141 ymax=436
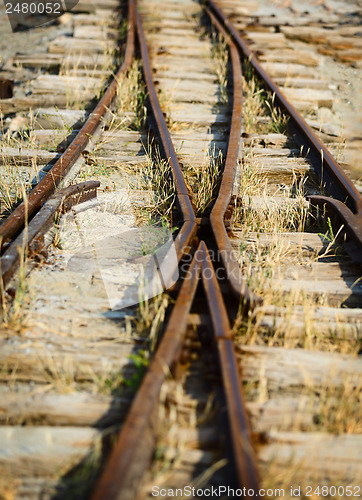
xmin=0 ymin=0 xmax=361 ymax=498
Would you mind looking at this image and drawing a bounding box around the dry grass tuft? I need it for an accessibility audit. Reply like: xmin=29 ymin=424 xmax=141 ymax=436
xmin=313 ymin=375 xmax=362 ymax=434
xmin=183 ymin=150 xmax=222 ymax=216
xmin=0 ymin=117 xmax=39 ymax=217
xmin=110 ymin=60 xmax=147 ymax=131
xmin=128 ymin=144 xmax=176 ymax=227
xmin=242 ymin=76 xmax=266 ymax=133
xmin=1 ymin=236 xmax=31 ymax=334
xmin=241 ymin=62 xmax=288 ymax=134
xmin=126 ymin=292 xmax=170 ymax=352
xmin=232 ymin=149 xmax=308 ymax=233
xmin=211 ymin=32 xmax=229 ymax=104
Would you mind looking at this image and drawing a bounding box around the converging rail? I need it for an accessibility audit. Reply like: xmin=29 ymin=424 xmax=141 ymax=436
xmin=0 ymin=0 xmax=361 ymax=497
xmin=92 ymin=2 xmax=261 ymax=497
xmin=91 ymin=0 xmax=362 ymax=498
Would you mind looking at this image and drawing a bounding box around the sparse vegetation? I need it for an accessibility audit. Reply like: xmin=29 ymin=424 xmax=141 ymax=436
xmin=242 ymin=76 xmax=266 ymax=133
xmin=129 ymin=144 xmax=176 ymax=227
xmin=0 ymin=117 xmax=38 ymax=217
xmin=232 ymin=148 xmax=308 ymax=233
xmin=59 ymin=43 xmax=116 ymax=109
xmin=158 ymin=87 xmax=174 ymax=129
xmin=123 ymin=350 xmax=150 ymax=391
xmin=183 ymin=150 xmax=222 ymax=215
xmin=126 ymin=292 xmax=170 ymax=352
xmin=313 ymin=375 xmax=362 ymax=434
xmin=211 ymin=32 xmax=229 ymax=104
xmin=1 ymin=223 xmax=31 ymax=334
xmin=241 ymin=61 xmax=289 ymax=134
xmin=77 ymin=160 xmax=113 ymax=179
xmin=231 ymin=208 xmax=357 ymax=354
xmin=232 ymin=61 xmax=356 ymax=356
xmin=110 ymin=60 xmax=147 ymax=131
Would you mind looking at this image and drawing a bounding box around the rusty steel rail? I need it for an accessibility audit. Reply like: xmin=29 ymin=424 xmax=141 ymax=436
xmin=0 ymin=182 xmax=99 ymax=289
xmin=307 ymin=195 xmax=362 ymax=262
xmin=0 ymin=0 xmax=261 ymax=496
xmin=205 ymin=0 xmax=362 ymax=260
xmin=206 ymin=7 xmax=261 ymax=306
xmin=200 ymin=241 xmax=261 ymax=496
xmin=91 ymin=244 xmax=203 ymax=500
xmin=0 ymin=0 xmax=136 ymax=249
xmin=135 ymin=7 xmax=197 ymax=260
xmin=92 ymin=1 xmax=261 ymax=498
xmin=92 ymin=243 xmax=261 ymax=500
xmin=205 ymin=0 xmax=362 ymax=217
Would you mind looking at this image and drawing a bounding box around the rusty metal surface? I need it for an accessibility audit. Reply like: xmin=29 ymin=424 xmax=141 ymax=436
xmin=206 ymin=7 xmax=261 ymax=308
xmin=205 ymin=0 xmax=362 ymax=218
xmin=3 ymin=0 xmax=359 ymax=495
xmin=0 ymin=1 xmax=136 ymax=248
xmin=307 ymin=195 xmax=362 ymax=263
xmin=93 ymin=241 xmax=261 ymax=500
xmin=135 ymin=8 xmax=197 ymax=260
xmin=91 ymin=2 xmax=263 ymax=497
xmin=0 ymin=181 xmax=99 ymax=289
xmin=200 ymin=241 xmax=261 ymax=495
xmin=0 ymin=79 xmax=13 ymax=99
xmin=90 ymin=245 xmax=203 ymax=500
xmin=7 ymin=0 xmax=356 ymax=496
